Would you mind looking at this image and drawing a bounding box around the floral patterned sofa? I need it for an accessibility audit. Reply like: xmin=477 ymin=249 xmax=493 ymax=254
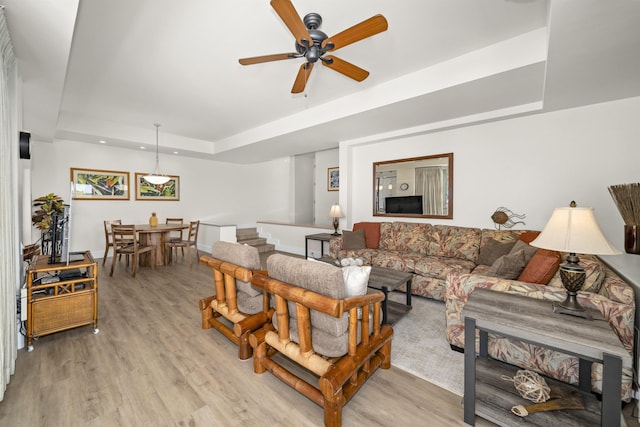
xmin=445 ymin=257 xmax=635 ymax=400
xmin=330 ymin=221 xmax=635 ymax=400
xmin=330 ymin=221 xmax=491 ymax=301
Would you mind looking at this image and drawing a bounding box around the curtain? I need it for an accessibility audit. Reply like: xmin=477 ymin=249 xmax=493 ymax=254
xmin=415 ymin=166 xmax=446 ymax=216
xmin=0 ymin=6 xmax=18 ymax=402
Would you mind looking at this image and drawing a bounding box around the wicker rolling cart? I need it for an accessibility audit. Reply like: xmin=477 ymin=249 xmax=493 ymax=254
xmin=25 ymin=251 xmax=99 ymax=351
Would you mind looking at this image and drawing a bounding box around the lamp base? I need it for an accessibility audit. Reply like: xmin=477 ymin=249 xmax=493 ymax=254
xmin=332 ymin=218 xmax=340 ymax=236
xmin=553 ymin=300 xmax=593 ymax=321
xmin=554 ymin=257 xmax=593 ymax=320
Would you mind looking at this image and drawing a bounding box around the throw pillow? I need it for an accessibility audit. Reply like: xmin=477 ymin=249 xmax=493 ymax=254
xmin=343 ymin=265 xmax=371 ymax=320
xmin=477 ymin=238 xmax=517 ymax=266
xmin=487 ymin=249 xmax=527 ymax=279
xmin=342 ymin=229 xmax=366 ymax=250
xmin=508 ymin=240 xmax=539 ymax=264
xmin=518 ymin=249 xmax=561 ymax=284
xmin=342 ymin=265 xmax=372 ymax=297
xmin=517 ymin=231 xmax=541 ymax=244
xmin=353 ymin=222 xmax=381 ymax=249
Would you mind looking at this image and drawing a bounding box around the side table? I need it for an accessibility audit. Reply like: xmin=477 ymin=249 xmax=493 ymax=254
xmin=462 ymin=288 xmax=631 ymax=427
xmin=305 ymin=233 xmax=338 ymax=259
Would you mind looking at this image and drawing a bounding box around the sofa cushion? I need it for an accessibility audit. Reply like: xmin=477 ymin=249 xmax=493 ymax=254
xmin=480 ymin=229 xmax=528 ymax=247
xmin=487 ymin=249 xmax=527 ymax=279
xmin=336 ymin=248 xmax=377 ymax=265
xmin=371 ymin=251 xmax=413 ymax=272
xmin=414 ymin=256 xmax=476 ymax=280
xmin=212 ymin=241 xmax=262 ymax=297
xmin=378 ymin=222 xmax=432 ymax=253
xmin=353 ymin=222 xmax=381 ymax=249
xmin=393 ymin=222 xmax=433 ymax=254
xmin=378 ymin=222 xmax=395 ymax=250
xmin=342 ymin=229 xmax=366 ymax=250
xmin=518 ymin=249 xmax=561 ymax=284
xmin=237 ymin=291 xmax=263 ymax=315
xmin=425 ymin=225 xmax=482 ymax=262
xmin=477 ymin=238 xmax=517 ymax=266
xmin=267 ymin=255 xmax=347 ymax=337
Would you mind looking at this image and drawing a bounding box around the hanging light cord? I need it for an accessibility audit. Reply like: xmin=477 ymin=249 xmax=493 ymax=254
xmin=154 ymin=123 xmax=160 ymax=172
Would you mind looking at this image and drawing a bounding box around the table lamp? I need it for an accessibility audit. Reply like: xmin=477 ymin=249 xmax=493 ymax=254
xmin=530 ymin=202 xmax=621 ymax=319
xmin=329 ymin=204 xmax=344 ymax=236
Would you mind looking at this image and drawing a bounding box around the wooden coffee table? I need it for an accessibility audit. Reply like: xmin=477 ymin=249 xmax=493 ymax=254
xmin=368 ymin=266 xmax=413 ymax=325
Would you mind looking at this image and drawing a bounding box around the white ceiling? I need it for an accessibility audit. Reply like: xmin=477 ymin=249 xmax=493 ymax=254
xmin=3 ymin=0 xmax=640 ymax=164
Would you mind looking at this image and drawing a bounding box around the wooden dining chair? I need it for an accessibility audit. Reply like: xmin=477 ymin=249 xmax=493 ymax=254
xmin=165 ymin=220 xmax=199 ymax=265
xmin=102 ymin=219 xmax=122 ymax=266
xmin=165 ymin=217 xmax=184 ymax=258
xmin=110 ymin=224 xmax=155 ymax=277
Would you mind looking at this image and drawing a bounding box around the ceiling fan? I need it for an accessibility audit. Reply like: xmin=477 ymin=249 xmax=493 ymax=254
xmin=239 ymin=0 xmax=388 ymax=94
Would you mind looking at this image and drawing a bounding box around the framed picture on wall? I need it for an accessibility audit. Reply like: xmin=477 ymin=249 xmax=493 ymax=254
xmin=70 ymin=168 xmax=130 ymax=200
xmin=135 ymin=172 xmax=180 ymax=201
xmin=328 ymin=167 xmax=339 ymax=191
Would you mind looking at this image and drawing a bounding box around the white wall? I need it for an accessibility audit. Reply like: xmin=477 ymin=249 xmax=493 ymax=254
xmin=29 ymin=139 xmax=292 ymax=257
xmin=314 ymin=148 xmax=339 ymax=225
xmin=293 ymin=153 xmax=314 ymax=224
xmin=258 ymin=222 xmax=333 ymax=257
xmin=342 ymin=96 xmax=640 ymax=251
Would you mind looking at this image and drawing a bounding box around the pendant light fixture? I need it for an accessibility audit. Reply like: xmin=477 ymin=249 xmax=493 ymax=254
xmin=143 ymin=123 xmax=170 ymax=185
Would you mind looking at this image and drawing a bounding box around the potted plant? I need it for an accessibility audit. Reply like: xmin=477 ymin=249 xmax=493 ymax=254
xmin=32 ymin=193 xmax=65 ymax=256
xmin=32 ymin=193 xmax=65 ymax=231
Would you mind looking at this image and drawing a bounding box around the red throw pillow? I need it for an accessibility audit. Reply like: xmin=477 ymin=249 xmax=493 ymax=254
xmin=518 ymin=249 xmax=561 ymax=284
xmin=353 ymin=222 xmax=381 ymax=249
xmin=518 ymin=231 xmax=540 ymax=244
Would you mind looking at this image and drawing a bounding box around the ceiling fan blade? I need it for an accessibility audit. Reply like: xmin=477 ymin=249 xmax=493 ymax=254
xmin=292 ymin=62 xmax=313 ymax=93
xmin=323 ymin=14 xmax=388 ymax=51
xmin=239 ymin=53 xmax=298 ymax=65
xmin=322 ymin=55 xmax=369 ymax=82
xmin=270 ymin=0 xmax=312 ymax=47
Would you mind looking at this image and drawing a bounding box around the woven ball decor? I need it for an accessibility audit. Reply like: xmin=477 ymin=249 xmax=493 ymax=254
xmin=503 ymin=370 xmax=551 ymax=403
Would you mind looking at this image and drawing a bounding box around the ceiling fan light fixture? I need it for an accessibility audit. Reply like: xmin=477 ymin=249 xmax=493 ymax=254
xmin=238 ymin=1 xmax=388 ymax=94
xmin=143 ymin=123 xmax=170 ymax=185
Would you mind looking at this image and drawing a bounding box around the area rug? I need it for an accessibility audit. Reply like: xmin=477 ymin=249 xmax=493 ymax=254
xmin=389 ymin=293 xmax=464 ymax=396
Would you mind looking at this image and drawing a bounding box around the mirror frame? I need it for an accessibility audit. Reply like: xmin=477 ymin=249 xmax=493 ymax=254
xmin=373 ymin=152 xmax=453 ymax=219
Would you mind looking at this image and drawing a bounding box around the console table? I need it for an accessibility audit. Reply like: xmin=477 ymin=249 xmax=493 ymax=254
xmin=462 ymin=288 xmax=631 ymax=427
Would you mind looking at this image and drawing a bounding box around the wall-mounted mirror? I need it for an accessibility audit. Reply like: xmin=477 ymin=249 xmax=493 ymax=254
xmin=373 ymin=153 xmax=453 ymax=219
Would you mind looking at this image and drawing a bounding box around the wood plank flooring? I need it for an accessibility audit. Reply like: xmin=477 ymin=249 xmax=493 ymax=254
xmin=1 ymin=252 xmax=636 ymax=426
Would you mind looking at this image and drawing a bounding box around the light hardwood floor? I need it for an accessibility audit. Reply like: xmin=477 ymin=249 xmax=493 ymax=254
xmin=1 ymin=252 xmax=636 ymax=426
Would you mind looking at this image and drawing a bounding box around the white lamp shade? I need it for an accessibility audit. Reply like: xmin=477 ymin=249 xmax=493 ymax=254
xmin=530 ymin=207 xmax=621 ymax=255
xmin=329 ymin=204 xmax=344 ymax=218
xmin=143 ymin=174 xmax=170 ymax=185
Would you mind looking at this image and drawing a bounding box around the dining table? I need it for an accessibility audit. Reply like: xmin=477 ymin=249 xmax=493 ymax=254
xmin=136 ymin=223 xmax=189 ymax=267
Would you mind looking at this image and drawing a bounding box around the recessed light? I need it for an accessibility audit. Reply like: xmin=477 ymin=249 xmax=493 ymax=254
xmin=140 ymin=146 xmax=146 ymax=150
xmin=173 ymin=151 xmax=179 ymax=155
xmin=99 ymin=140 xmax=106 ymax=144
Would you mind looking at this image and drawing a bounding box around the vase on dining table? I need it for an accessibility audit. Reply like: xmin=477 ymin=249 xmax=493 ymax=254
xmin=149 ymin=212 xmax=158 ymax=227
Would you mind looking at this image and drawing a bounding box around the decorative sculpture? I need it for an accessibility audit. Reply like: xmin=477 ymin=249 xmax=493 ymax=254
xmin=491 ymin=206 xmax=526 ymax=229
xmin=503 ymin=369 xmax=585 ymax=417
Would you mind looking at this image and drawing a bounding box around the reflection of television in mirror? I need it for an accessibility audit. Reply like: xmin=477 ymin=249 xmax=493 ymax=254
xmin=385 ymin=196 xmax=423 ymax=214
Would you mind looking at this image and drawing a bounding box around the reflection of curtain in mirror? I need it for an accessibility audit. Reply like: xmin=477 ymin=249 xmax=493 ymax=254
xmin=415 ymin=166 xmax=445 ymax=215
